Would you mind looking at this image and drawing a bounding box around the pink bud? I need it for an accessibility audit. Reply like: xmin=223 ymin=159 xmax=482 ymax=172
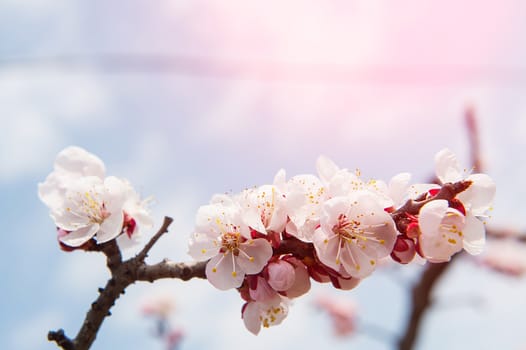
xmin=267 ymin=260 xmax=295 ymax=291
xmin=282 ymin=258 xmax=311 ymax=298
xmin=249 ymin=276 xmax=277 ymax=302
xmin=391 ymin=235 xmax=416 ymax=264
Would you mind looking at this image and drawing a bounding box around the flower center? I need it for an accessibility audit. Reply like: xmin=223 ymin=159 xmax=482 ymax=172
xmin=221 ymin=232 xmax=242 ymax=256
xmin=332 ymin=214 xmax=364 ymax=242
xmin=67 ymin=190 xmax=110 ymax=224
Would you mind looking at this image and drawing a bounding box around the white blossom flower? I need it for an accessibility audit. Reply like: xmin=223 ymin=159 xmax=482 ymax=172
xmin=188 ymin=196 xmax=273 ymax=290
xmin=419 ymin=148 xmax=496 ymax=261
xmin=284 ymin=174 xmax=328 ymax=242
xmin=435 ymin=148 xmax=495 ymax=219
xmin=418 ymin=199 xmax=483 ymax=262
xmin=316 ymin=155 xmax=395 ymax=206
xmin=51 ymin=176 xmax=128 ymax=247
xmin=313 ymin=192 xmax=397 ymax=279
xmin=237 ymin=170 xmax=288 ymax=234
xmin=38 ymin=146 xmax=105 ymax=210
xmin=242 ymin=295 xmax=289 ymax=335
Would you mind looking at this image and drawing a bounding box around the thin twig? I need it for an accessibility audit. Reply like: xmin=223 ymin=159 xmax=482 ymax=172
xmin=136 ymin=216 xmax=174 ymax=262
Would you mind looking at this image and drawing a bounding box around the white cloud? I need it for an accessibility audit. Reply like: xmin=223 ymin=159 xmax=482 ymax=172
xmin=0 ymin=69 xmax=111 ymax=183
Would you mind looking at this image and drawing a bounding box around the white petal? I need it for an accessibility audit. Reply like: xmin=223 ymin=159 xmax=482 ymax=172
xmin=97 ymin=210 xmax=124 ymax=243
xmin=52 ymin=207 xmax=90 ymax=231
xmin=273 ymin=168 xmax=287 ymax=192
xmin=55 ymin=146 xmax=105 ymax=178
xmin=206 ymin=253 xmax=244 ymax=290
xmin=462 ymin=213 xmax=486 ymax=255
xmin=316 ymin=155 xmax=340 ymax=183
xmin=237 ymin=239 xmax=273 ymax=274
xmin=59 ymin=224 xmax=99 ymax=247
xmin=459 ymin=174 xmax=496 ymax=215
xmin=243 ymin=208 xmax=267 ymax=234
xmin=388 ymin=172 xmax=411 ymax=205
xmin=341 ymin=243 xmax=376 ymax=279
xmin=320 ymin=196 xmax=351 ymax=233
xmin=188 ymin=233 xmax=220 ymax=260
xmin=435 ymin=148 xmax=463 ymax=183
xmin=313 ymin=228 xmax=340 ymax=271
xmin=419 ymin=200 xmax=449 ymax=235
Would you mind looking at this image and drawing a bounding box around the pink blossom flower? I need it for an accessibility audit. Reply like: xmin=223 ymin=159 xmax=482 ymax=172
xmin=242 ymin=295 xmax=288 ymax=335
xmin=313 ymin=192 xmax=397 ymax=278
xmin=479 ymin=240 xmax=526 ymax=277
xmin=314 ymin=294 xmax=358 ymax=337
xmin=237 ymin=171 xmax=288 ymax=235
xmin=50 ymin=176 xmax=128 ymax=246
xmin=188 ymin=195 xmax=273 ymax=290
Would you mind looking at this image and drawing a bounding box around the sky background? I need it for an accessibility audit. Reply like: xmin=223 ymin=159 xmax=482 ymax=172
xmin=1 ymin=1 xmax=526 ymax=349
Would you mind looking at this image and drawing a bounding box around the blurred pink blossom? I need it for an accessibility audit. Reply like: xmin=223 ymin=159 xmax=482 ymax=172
xmin=479 ymin=240 xmax=526 ymax=277
xmin=314 ymin=294 xmax=358 ymax=337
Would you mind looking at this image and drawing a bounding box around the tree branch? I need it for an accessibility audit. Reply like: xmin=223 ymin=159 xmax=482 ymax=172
xmin=397 ymin=107 xmax=484 ymax=350
xmin=136 ymin=216 xmax=173 ymax=262
xmin=136 ymin=260 xmax=207 ymax=282
xmin=397 ymin=260 xmax=454 ymax=350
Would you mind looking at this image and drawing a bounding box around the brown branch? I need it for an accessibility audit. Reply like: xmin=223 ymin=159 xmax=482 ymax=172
xmin=391 ymin=180 xmax=472 ymax=234
xmin=136 ymin=260 xmax=207 ymax=282
xmin=136 ymin=216 xmax=173 ymax=262
xmin=397 ymin=260 xmax=455 ymax=350
xmin=486 ymin=227 xmax=526 ymax=243
xmin=49 ymin=217 xmax=175 ymax=350
xmin=397 ymin=107 xmax=484 ymax=350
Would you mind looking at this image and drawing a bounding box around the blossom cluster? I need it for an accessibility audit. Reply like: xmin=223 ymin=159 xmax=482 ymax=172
xmin=39 ymin=146 xmax=153 ymax=251
xmin=187 ymin=148 xmax=495 ymax=334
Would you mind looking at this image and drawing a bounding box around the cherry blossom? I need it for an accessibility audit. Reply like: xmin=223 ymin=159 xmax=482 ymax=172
xmin=314 ymin=294 xmax=358 ymax=337
xmin=50 ymin=176 xmax=128 ymax=247
xmin=418 ymin=200 xmax=466 ymax=262
xmin=188 ymin=196 xmax=273 ymax=290
xmin=39 ymin=147 xmax=153 ymax=249
xmin=242 ymin=295 xmax=289 ymax=335
xmin=237 ymin=170 xmax=288 ymax=235
xmin=313 ymin=192 xmax=397 ymax=279
xmin=38 ymin=146 xmax=105 ymax=211
xmin=435 ymin=148 xmax=495 ymax=220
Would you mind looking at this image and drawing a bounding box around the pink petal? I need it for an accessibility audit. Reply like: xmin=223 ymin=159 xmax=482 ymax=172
xmin=237 ymin=239 xmax=273 ymax=274
xmin=267 ymin=260 xmax=295 ymax=291
xmin=206 ymin=253 xmax=245 ymax=290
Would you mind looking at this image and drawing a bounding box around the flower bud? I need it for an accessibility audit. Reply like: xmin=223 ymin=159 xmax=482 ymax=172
xmin=267 ymin=260 xmax=295 ymax=291
xmin=391 ymin=235 xmax=416 ymax=264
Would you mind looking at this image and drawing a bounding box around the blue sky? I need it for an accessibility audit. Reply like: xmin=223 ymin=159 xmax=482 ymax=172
xmin=1 ymin=1 xmax=526 ymax=349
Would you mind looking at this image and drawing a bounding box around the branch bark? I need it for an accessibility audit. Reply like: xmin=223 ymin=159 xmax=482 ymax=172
xmin=48 ymin=216 xmax=208 ymax=350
